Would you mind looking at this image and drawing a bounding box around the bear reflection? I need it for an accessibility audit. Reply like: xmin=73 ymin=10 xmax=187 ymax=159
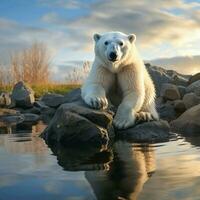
xmin=50 ymin=141 xmax=155 ymax=200
xmin=85 ymin=141 xmax=155 ymax=200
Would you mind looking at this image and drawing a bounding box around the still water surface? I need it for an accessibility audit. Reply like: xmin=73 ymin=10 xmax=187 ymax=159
xmin=0 ymin=122 xmax=200 ymax=200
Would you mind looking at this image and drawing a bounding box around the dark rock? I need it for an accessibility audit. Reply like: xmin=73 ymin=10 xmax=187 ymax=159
xmin=21 ymin=106 xmax=41 ymax=114
xmin=171 ymin=74 xmax=188 ymax=86
xmin=116 ymin=120 xmax=170 ymax=143
xmin=22 ymin=113 xmax=40 ymax=123
xmin=194 ymin=88 xmax=200 ymax=96
xmin=188 ymin=72 xmax=200 ymax=85
xmin=41 ymin=102 xmax=114 ymax=146
xmin=174 ymin=100 xmax=186 ymax=114
xmin=186 ymin=80 xmax=200 ymax=93
xmin=146 ymin=66 xmax=171 ymax=96
xmin=157 ymin=101 xmax=176 ymax=121
xmin=40 ymin=93 xmax=64 ymax=108
xmin=34 ymin=100 xmax=49 ymax=109
xmin=62 ymin=88 xmax=81 ymax=103
xmin=11 ymin=81 xmax=35 ymax=108
xmin=160 ymin=83 xmax=181 ymax=100
xmin=146 ymin=65 xmax=189 ymax=96
xmin=182 ymin=93 xmax=200 ymax=109
xmin=170 ymin=104 xmax=200 ymax=135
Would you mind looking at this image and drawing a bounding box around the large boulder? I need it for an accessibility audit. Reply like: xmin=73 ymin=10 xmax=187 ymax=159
xmin=182 ymin=93 xmax=200 ymax=109
xmin=146 ymin=64 xmax=189 ymax=96
xmin=188 ymin=72 xmax=200 ymax=85
xmin=11 ymin=81 xmax=35 ymax=108
xmin=116 ymin=120 xmax=170 ymax=143
xmin=146 ymin=65 xmax=171 ymax=96
xmin=160 ymin=83 xmax=181 ymax=100
xmin=41 ymin=100 xmax=114 ymax=146
xmin=170 ymin=104 xmax=200 ymax=135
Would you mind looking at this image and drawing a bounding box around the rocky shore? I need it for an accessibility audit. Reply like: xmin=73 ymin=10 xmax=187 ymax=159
xmin=0 ymin=64 xmax=200 ymax=146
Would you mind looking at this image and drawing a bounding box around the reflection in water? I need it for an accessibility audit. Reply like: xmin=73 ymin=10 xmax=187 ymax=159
xmin=0 ymin=121 xmax=47 ymax=154
xmin=1 ymin=121 xmax=200 ymax=200
xmin=50 ymin=143 xmax=114 ymax=171
xmin=85 ymin=141 xmax=155 ymax=200
xmin=49 ymin=140 xmax=156 ymax=200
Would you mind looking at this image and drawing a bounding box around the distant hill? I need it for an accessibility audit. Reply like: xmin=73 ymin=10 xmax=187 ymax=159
xmin=148 ymin=55 xmax=200 ymax=75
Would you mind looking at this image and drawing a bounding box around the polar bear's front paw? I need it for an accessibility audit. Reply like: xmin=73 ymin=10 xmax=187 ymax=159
xmin=84 ymin=95 xmax=108 ymax=109
xmin=113 ymin=113 xmax=136 ymax=130
xmin=135 ymin=112 xmax=154 ymax=124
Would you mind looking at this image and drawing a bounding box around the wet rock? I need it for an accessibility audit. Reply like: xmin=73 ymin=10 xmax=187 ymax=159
xmin=22 ymin=113 xmax=40 ymax=123
xmin=40 ymin=93 xmax=64 ymax=108
xmin=0 ymin=108 xmax=24 ymax=126
xmin=160 ymin=83 xmax=181 ymax=100
xmin=116 ymin=120 xmax=170 ymax=143
xmin=170 ymin=104 xmax=200 ymax=135
xmin=11 ymin=81 xmax=35 ymax=108
xmin=174 ymin=100 xmax=186 ymax=114
xmin=186 ymin=80 xmax=200 ymax=93
xmin=41 ymin=101 xmax=114 ymax=146
xmin=182 ymin=93 xmax=200 ymax=109
xmin=188 ymin=73 xmax=200 ymax=85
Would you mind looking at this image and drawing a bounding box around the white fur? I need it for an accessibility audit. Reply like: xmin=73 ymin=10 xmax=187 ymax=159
xmin=81 ymin=32 xmax=159 ymax=129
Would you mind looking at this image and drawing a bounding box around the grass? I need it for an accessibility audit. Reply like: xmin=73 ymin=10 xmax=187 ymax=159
xmin=0 ymin=84 xmax=81 ymax=98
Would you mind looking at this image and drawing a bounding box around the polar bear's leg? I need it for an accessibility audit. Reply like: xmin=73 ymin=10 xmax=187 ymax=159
xmin=81 ymin=66 xmax=114 ymax=110
xmin=113 ymin=91 xmax=144 ymax=129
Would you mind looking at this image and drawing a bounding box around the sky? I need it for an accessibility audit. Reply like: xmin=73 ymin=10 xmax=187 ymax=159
xmin=0 ymin=0 xmax=200 ymax=80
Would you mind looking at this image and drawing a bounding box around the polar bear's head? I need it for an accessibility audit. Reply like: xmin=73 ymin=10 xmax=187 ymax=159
xmin=93 ymin=32 xmax=136 ymax=72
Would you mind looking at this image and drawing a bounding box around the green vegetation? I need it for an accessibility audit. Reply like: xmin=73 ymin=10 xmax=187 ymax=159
xmin=0 ymin=84 xmax=80 ymax=98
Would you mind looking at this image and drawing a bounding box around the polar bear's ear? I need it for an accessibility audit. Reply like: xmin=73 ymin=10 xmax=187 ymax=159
xmin=93 ymin=33 xmax=101 ymax=42
xmin=128 ymin=34 xmax=136 ymax=43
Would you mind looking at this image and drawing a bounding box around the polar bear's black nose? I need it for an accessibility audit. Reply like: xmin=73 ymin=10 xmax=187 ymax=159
xmin=109 ymin=52 xmax=117 ymax=61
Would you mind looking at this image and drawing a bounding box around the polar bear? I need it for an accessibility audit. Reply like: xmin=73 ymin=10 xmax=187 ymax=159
xmin=81 ymin=32 xmax=159 ymax=129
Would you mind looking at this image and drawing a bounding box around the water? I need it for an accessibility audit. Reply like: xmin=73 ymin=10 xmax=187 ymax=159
xmin=0 ymin=122 xmax=200 ymax=200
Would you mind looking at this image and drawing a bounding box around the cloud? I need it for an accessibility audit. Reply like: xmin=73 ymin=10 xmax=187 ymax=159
xmin=0 ymin=0 xmax=200 ymax=78
xmin=40 ymin=0 xmax=200 ymax=58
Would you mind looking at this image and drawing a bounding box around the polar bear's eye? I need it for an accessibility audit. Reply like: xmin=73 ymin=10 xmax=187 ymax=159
xmin=119 ymin=41 xmax=124 ymax=46
xmin=104 ymin=41 xmax=109 ymax=45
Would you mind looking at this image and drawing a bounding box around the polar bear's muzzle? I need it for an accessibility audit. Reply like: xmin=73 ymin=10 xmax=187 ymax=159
xmin=108 ymin=51 xmax=118 ymax=62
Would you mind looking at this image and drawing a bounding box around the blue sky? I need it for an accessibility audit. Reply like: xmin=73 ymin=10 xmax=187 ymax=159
xmin=0 ymin=0 xmax=200 ymax=78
